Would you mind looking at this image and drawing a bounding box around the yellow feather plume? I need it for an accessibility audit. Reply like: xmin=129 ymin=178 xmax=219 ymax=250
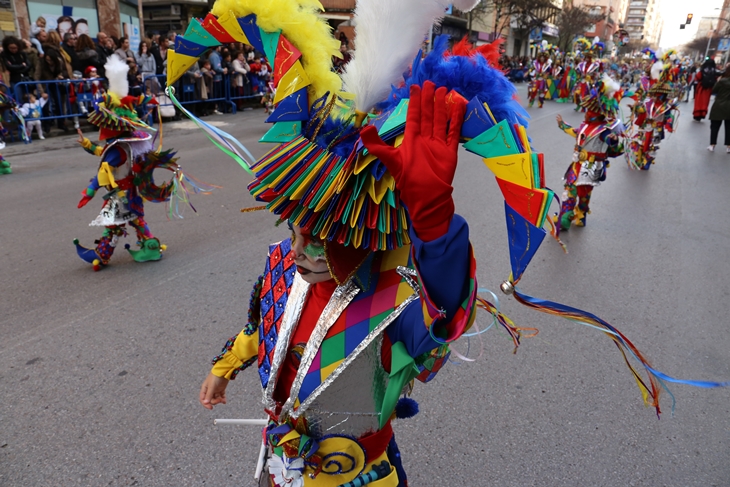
xmin=211 ymin=0 xmax=342 ymax=101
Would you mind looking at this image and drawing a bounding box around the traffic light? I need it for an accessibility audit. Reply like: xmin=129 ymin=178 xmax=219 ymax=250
xmin=686 ymin=13 xmax=693 ymax=25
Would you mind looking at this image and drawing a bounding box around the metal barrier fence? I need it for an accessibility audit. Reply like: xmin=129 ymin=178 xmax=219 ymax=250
xmin=9 ymin=74 xmax=268 ymax=131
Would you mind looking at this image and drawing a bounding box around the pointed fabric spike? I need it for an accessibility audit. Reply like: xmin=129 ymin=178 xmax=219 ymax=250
xmin=496 ymin=177 xmax=548 ymax=226
xmin=483 ymin=153 xmax=533 ymax=189
xmin=174 ymin=37 xmax=209 ymax=58
xmin=274 ymin=36 xmax=302 ymax=88
xmin=504 ymin=201 xmax=546 ymax=283
xmin=260 ymin=29 xmax=281 ymax=66
xmin=265 ymin=88 xmax=309 ymax=122
xmin=238 ymin=14 xmax=265 ymax=54
xmin=216 ymin=10 xmax=250 ymax=44
xmin=462 ymin=97 xmax=495 ymax=140
xmin=202 ymin=14 xmax=237 ymax=44
xmin=464 ymin=120 xmax=520 ymax=159
xmin=167 ymin=50 xmax=201 ymax=85
xmin=184 ymin=18 xmax=222 ymax=48
xmin=260 ymin=121 xmax=303 ymax=143
xmin=274 ymin=60 xmax=311 ymax=104
xmin=378 ymin=99 xmax=409 ymax=137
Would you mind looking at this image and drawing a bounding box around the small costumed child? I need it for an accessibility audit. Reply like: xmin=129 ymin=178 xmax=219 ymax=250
xmin=555 ymin=75 xmax=624 ymax=230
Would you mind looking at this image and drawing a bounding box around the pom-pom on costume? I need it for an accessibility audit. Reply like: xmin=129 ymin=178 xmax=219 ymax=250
xmin=74 ymin=57 xmax=214 ymax=271
xmin=168 ymin=1 xmax=729 ymax=485
xmin=555 ymin=75 xmax=624 ymax=230
xmin=625 ymin=58 xmax=679 ymax=171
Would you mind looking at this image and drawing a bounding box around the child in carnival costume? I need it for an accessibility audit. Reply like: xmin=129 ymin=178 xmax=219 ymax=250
xmin=73 ymin=56 xmax=199 ymax=270
xmin=626 ymin=57 xmax=678 ymax=170
xmin=528 ymin=45 xmax=552 ymax=108
xmin=164 ymin=1 xmax=730 ymax=485
xmin=572 ymin=38 xmax=604 ymax=111
xmin=555 ymin=75 xmax=624 ymax=230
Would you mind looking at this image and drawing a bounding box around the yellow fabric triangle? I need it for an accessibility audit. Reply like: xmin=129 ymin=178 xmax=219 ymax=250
xmin=354 ymin=152 xmax=377 ymax=175
xmin=274 ymin=60 xmax=311 ymax=105
xmin=166 ymin=50 xmax=202 ymax=86
xmin=216 ymin=11 xmax=250 ymax=45
xmin=368 ymin=172 xmax=395 ymax=205
xmin=483 ymin=153 xmax=534 ymax=189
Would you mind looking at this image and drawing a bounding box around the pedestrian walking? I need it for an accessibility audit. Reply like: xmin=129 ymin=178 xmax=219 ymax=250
xmin=693 ymin=59 xmax=718 ymax=121
xmin=707 ymin=67 xmax=730 ymax=153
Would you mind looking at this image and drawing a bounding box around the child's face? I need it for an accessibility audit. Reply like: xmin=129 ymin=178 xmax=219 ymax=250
xmin=203 ymin=62 xmax=211 ymax=69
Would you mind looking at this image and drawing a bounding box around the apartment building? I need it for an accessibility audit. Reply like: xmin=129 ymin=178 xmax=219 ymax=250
xmin=624 ymin=0 xmax=663 ymax=47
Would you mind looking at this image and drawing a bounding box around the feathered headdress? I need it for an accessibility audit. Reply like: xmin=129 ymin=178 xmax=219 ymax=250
xmin=573 ymin=37 xmax=591 ymax=55
xmin=587 ymin=37 xmax=605 ymax=57
xmin=87 ymin=57 xmax=154 ymax=140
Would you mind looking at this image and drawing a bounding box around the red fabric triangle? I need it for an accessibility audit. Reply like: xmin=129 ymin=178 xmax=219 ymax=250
xmin=202 ymin=14 xmax=238 ymax=44
xmin=495 ymin=177 xmax=546 ymax=227
xmin=99 ymin=127 xmax=125 ymax=140
xmin=273 ymin=35 xmax=302 ymax=88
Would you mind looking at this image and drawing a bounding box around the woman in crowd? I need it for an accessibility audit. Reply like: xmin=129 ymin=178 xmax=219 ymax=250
xmin=230 ymin=50 xmax=250 ymax=108
xmin=36 ymin=30 xmax=73 ymax=132
xmin=75 ymin=34 xmax=100 ymax=75
xmin=135 ymin=40 xmax=158 ymax=94
xmin=694 ymin=58 xmax=718 ymax=121
xmin=707 ymin=67 xmax=730 ymax=152
xmin=0 ymin=37 xmax=30 ymax=86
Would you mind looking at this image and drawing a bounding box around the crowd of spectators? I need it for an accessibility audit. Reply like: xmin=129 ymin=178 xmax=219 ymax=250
xmin=0 ymin=20 xmax=355 ymax=134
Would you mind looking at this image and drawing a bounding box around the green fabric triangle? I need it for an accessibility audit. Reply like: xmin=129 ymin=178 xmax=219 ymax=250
xmin=463 ymin=120 xmax=520 ymax=159
xmin=259 ymin=121 xmax=302 ymax=143
xmin=183 ymin=18 xmax=221 ymax=48
xmin=379 ymin=341 xmax=420 ymax=429
xmin=260 ymin=28 xmax=281 ymax=65
xmin=378 ymin=99 xmax=409 ymax=136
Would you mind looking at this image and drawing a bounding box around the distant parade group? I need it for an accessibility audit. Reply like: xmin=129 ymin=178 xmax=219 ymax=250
xmin=524 ymin=37 xmax=690 ymax=230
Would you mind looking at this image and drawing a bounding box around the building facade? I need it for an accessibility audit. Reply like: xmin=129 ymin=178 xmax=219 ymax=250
xmin=623 ymin=0 xmax=662 ymax=47
xmin=11 ymin=0 xmax=140 ymax=41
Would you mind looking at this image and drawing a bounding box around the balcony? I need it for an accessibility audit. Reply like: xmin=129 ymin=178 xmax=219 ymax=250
xmin=320 ymin=0 xmax=356 ymax=11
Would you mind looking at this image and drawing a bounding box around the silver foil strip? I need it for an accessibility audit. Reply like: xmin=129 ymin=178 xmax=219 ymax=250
xmin=279 ymin=279 xmax=360 ymax=420
xmin=291 ymin=270 xmax=420 ymax=419
xmin=262 ymin=273 xmax=310 ymax=411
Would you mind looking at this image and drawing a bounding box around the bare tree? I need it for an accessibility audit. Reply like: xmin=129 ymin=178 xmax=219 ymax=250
xmin=556 ymin=5 xmax=605 ymax=52
xmin=510 ymin=0 xmax=562 ymax=56
xmin=684 ymin=36 xmax=720 ymax=57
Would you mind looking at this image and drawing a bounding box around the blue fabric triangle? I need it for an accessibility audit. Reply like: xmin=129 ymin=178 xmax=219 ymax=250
xmin=504 ymin=201 xmax=546 ymax=282
xmin=238 ymin=14 xmax=265 ymax=54
xmin=173 ymin=37 xmax=209 ymax=58
xmin=265 ymin=88 xmax=309 ymax=122
xmin=461 ymin=96 xmax=495 ymax=140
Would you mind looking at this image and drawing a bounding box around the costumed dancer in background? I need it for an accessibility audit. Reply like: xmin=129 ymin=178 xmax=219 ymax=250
xmin=74 ymin=57 xmax=210 ymax=271
xmin=555 ymin=75 xmax=624 ymax=230
xmin=572 ymin=38 xmax=604 ymax=112
xmin=557 ymin=54 xmax=577 ymax=102
xmin=626 ymin=58 xmax=679 ymax=170
xmin=528 ymin=45 xmax=552 ymax=108
xmin=694 ymin=58 xmax=719 ymax=121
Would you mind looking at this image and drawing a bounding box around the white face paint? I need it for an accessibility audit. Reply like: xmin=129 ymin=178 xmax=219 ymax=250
xmin=290 ymin=224 xmax=333 ymax=284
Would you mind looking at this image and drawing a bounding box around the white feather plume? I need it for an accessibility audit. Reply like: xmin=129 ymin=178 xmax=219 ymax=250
xmin=651 ymin=60 xmax=663 ymax=80
xmin=342 ymin=0 xmax=450 ymax=113
xmin=105 ymin=56 xmax=130 ymax=98
xmin=451 ymin=0 xmax=481 ymax=11
xmin=601 ymin=74 xmax=621 ymax=96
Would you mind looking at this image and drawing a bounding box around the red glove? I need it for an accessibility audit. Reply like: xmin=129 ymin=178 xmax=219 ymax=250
xmin=360 ymin=81 xmax=467 ymax=242
xmin=77 ymin=188 xmax=95 ymax=208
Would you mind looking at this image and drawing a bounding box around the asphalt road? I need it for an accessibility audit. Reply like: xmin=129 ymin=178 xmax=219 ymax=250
xmin=1 ymin=86 xmax=729 ymax=487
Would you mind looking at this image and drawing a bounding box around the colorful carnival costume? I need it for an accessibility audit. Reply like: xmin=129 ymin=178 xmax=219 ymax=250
xmin=159 ymin=1 xmax=728 ymax=485
xmin=556 ymin=76 xmax=624 ymax=230
xmin=572 ymin=38 xmax=604 ymax=111
xmin=74 ymin=57 xmax=212 ymax=271
xmin=528 ymin=51 xmax=552 ymax=108
xmin=626 ymin=59 xmax=679 ymax=171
